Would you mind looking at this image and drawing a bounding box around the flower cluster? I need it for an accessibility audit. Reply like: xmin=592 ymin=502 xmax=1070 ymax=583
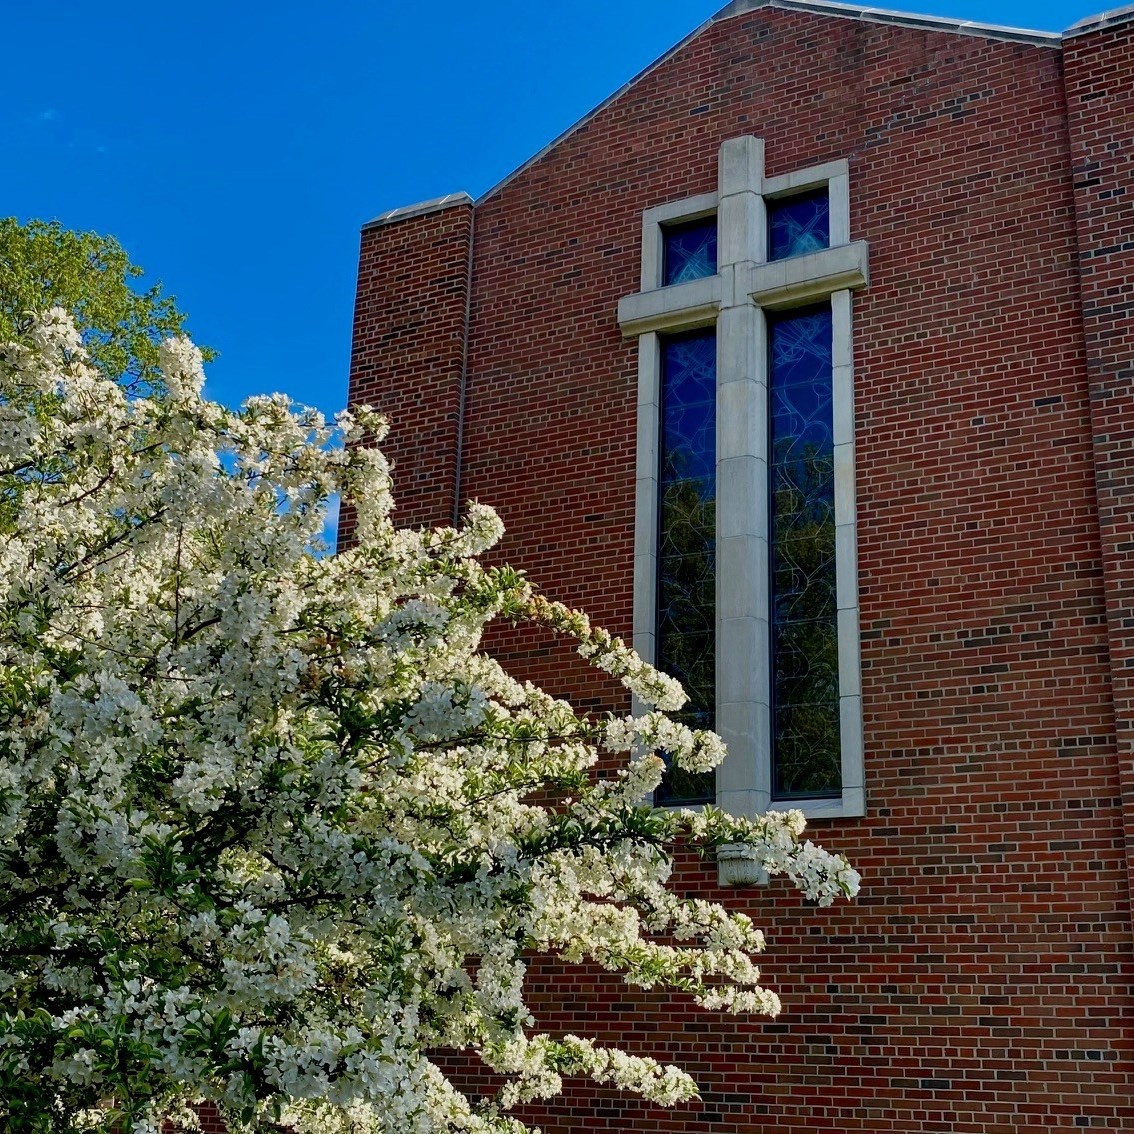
xmin=0 ymin=311 xmax=858 ymax=1133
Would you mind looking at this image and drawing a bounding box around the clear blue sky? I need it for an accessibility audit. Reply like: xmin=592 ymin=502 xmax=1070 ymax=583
xmin=5 ymin=0 xmax=1101 ymax=418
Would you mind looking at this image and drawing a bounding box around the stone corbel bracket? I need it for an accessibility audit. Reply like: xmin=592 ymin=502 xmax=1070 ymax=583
xmin=717 ymin=843 xmax=771 ymax=886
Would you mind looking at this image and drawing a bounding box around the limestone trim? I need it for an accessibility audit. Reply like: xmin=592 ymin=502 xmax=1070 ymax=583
xmin=747 ymin=240 xmax=870 ymax=310
xmin=640 ymin=192 xmax=720 ymax=290
xmin=829 ymin=288 xmax=866 ymax=818
xmin=617 ymin=276 xmax=722 ymax=338
xmin=619 ymin=136 xmax=868 ymax=885
xmin=763 ymin=159 xmax=848 ymax=198
xmin=763 ymin=158 xmax=851 ymax=246
xmin=632 ymin=332 xmax=662 ymax=682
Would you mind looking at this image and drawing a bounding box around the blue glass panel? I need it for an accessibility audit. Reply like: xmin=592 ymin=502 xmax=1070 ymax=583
xmin=769 ymin=308 xmax=841 ymax=799
xmin=656 ymin=330 xmax=716 ymax=805
xmin=663 ymin=218 xmax=718 ymax=286
xmin=768 ymin=189 xmax=830 ymax=261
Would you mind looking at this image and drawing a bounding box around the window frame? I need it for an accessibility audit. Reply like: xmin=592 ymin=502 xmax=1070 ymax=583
xmin=621 ymin=140 xmax=866 ymax=840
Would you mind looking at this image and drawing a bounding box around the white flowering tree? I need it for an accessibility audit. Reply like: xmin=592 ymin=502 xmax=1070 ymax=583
xmin=0 ymin=310 xmax=859 ymax=1134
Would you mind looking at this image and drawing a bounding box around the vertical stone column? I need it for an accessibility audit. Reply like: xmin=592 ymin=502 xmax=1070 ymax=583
xmin=632 ymin=332 xmax=662 ymax=671
xmin=715 ymin=136 xmax=772 ymax=821
xmin=618 ymin=136 xmax=867 ymax=844
xmin=831 ymin=288 xmax=864 ymax=815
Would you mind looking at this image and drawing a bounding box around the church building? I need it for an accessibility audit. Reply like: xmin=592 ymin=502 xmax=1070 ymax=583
xmin=346 ymin=2 xmax=1134 ymax=1129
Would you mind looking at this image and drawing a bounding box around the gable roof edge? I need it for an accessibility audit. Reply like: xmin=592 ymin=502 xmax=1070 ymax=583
xmin=1064 ymin=3 xmax=1134 ymax=38
xmin=475 ymin=0 xmax=1060 ymax=207
xmin=362 ymin=193 xmax=474 ymax=231
xmin=722 ymin=0 xmax=1061 ymax=47
xmin=476 ymin=14 xmax=719 ymax=207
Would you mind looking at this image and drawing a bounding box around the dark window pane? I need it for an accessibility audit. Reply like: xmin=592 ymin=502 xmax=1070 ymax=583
xmin=774 ymin=702 xmax=841 ymax=797
xmin=768 ymin=189 xmax=830 ymax=261
xmin=656 ymin=330 xmax=716 ymax=805
xmin=774 ymin=535 xmax=837 ymax=624
xmin=663 ymin=218 xmax=718 ymax=286
xmin=769 ymin=307 xmax=840 ymax=800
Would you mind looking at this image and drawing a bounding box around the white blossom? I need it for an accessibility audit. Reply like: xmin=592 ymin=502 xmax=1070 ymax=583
xmin=0 ymin=311 xmax=858 ymax=1133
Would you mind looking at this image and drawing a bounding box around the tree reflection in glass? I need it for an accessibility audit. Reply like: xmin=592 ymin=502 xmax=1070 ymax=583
xmin=769 ymin=307 xmax=841 ymax=798
xmin=655 ymin=330 xmax=716 ymax=805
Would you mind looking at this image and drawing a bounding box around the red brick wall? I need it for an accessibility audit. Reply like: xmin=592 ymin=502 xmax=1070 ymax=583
xmin=351 ymin=8 xmax=1134 ymax=1131
xmin=347 ymin=201 xmax=473 ymax=532
xmin=1065 ymin=16 xmax=1134 ymax=932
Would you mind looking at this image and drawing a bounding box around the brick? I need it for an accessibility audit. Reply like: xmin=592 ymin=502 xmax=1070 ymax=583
xmin=342 ymin=7 xmax=1134 ymax=1133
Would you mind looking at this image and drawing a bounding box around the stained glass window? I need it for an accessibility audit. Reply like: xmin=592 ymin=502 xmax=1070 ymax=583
xmin=769 ymin=307 xmax=841 ymax=798
xmin=655 ymin=330 xmax=716 ymax=805
xmin=663 ymin=218 xmax=718 ymax=286
xmin=767 ymin=189 xmax=830 ymax=261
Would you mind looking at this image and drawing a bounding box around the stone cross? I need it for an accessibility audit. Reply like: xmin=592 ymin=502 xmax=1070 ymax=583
xmin=617 ymin=136 xmax=869 ymax=881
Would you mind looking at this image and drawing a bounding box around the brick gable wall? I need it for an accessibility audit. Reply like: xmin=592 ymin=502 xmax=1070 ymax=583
xmin=348 ymin=8 xmax=1134 ymax=1131
xmin=348 ymin=201 xmax=473 ymax=532
xmin=1066 ymin=16 xmax=1134 ymax=938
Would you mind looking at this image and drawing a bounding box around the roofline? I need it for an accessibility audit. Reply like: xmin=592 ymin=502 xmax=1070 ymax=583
xmin=472 ymin=12 xmax=718 ymax=209
xmin=363 ymin=0 xmax=1132 ymax=226
xmin=1065 ymin=3 xmax=1134 ymax=37
xmin=473 ymin=0 xmax=1063 ymax=209
xmin=719 ymin=0 xmax=1060 ymax=47
xmin=362 ymin=192 xmax=473 ymax=231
